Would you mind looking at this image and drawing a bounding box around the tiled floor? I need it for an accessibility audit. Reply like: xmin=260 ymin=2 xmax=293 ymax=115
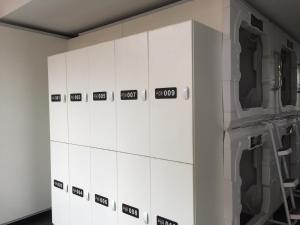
xmin=9 ymin=211 xmax=52 ymax=225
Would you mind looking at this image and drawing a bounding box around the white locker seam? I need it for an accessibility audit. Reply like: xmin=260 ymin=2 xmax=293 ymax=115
xmin=147 ymin=31 xmax=152 ymax=225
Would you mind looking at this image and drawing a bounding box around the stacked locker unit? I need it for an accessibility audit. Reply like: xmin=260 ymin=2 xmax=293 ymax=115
xmin=48 ymin=21 xmax=224 ymax=225
xmin=223 ymin=0 xmax=274 ymax=129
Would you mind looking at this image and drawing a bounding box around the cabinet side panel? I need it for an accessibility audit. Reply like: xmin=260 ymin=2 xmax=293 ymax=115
xmin=193 ymin=22 xmax=223 ymax=225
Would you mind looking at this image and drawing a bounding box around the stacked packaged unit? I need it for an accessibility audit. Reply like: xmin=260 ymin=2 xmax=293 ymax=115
xmin=48 ymin=21 xmax=224 ymax=225
xmin=224 ymin=1 xmax=300 ymax=225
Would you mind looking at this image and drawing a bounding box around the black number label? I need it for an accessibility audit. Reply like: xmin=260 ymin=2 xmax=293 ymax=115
xmin=122 ymin=203 xmax=139 ymax=218
xmin=95 ymin=194 xmax=109 ymax=207
xmin=72 ymin=186 xmax=84 ymax=197
xmin=93 ymin=92 xmax=107 ymax=101
xmin=251 ymin=14 xmax=263 ymax=31
xmin=70 ymin=93 xmax=82 ymax=102
xmin=54 ymin=180 xmax=63 ymax=190
xmin=121 ymin=90 xmax=138 ymax=100
xmin=250 ymin=135 xmax=262 ymax=149
xmin=155 ymin=87 xmax=177 ymax=99
xmin=51 ymin=94 xmax=61 ymax=102
xmin=157 ymin=216 xmax=178 ymax=225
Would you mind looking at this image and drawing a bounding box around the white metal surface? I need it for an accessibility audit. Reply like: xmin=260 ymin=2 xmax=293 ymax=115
xmin=48 ymin=53 xmax=68 ymax=143
xmin=89 ymin=41 xmax=116 ymax=150
xmin=67 ymin=48 xmax=90 ymax=146
xmin=115 ymin=33 xmax=149 ymax=156
xmin=151 ymin=158 xmax=194 ymax=225
xmin=117 ymin=153 xmax=150 ymax=225
xmin=91 ymin=148 xmax=118 ymax=225
xmin=69 ymin=144 xmax=91 ymax=225
xmin=50 ymin=141 xmax=69 ymax=225
xmin=149 ymin=21 xmax=193 ymax=164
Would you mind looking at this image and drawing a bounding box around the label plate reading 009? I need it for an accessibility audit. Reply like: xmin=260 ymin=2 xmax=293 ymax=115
xmin=95 ymin=194 xmax=109 ymax=207
xmin=121 ymin=90 xmax=138 ymax=100
xmin=122 ymin=203 xmax=139 ymax=218
xmin=51 ymin=94 xmax=61 ymax=102
xmin=70 ymin=93 xmax=82 ymax=102
xmin=155 ymin=87 xmax=177 ymax=99
xmin=54 ymin=180 xmax=64 ymax=190
xmin=157 ymin=216 xmax=178 ymax=225
xmin=72 ymin=186 xmax=84 ymax=198
xmin=93 ymin=92 xmax=107 ymax=101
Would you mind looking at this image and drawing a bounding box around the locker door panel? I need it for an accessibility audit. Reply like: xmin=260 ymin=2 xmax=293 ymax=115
xmin=151 ymin=159 xmax=194 ymax=225
xmin=117 ymin=153 xmax=150 ymax=225
xmin=91 ymin=149 xmax=117 ymax=225
xmin=48 ymin=54 xmax=68 ymax=142
xmin=116 ymin=33 xmax=149 ymax=156
xmin=67 ymin=48 xmax=90 ymax=146
xmin=149 ymin=22 xmax=193 ymax=163
xmin=69 ymin=145 xmax=91 ymax=225
xmin=51 ymin=142 xmax=69 ymax=225
xmin=89 ymin=42 xmax=116 ymax=150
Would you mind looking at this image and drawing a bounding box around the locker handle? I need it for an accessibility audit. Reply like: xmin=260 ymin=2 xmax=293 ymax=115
xmin=141 ymin=89 xmax=147 ymax=101
xmin=110 ymin=200 xmax=116 ymax=211
xmin=63 ymin=94 xmax=67 ymax=103
xmin=143 ymin=212 xmax=149 ymax=224
xmin=65 ymin=184 xmax=69 ymax=193
xmin=183 ymin=87 xmax=190 ymax=100
xmin=85 ymin=93 xmax=89 ymax=102
xmin=86 ymin=192 xmax=90 ymax=201
xmin=109 ymin=91 xmax=114 ymax=102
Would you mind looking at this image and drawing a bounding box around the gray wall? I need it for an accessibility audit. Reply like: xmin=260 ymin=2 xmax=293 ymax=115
xmin=0 ymin=25 xmax=67 ymax=224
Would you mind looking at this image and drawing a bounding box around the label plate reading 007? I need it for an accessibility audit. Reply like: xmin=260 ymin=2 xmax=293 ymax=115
xmin=72 ymin=186 xmax=84 ymax=198
xmin=70 ymin=93 xmax=82 ymax=102
xmin=51 ymin=94 xmax=61 ymax=102
xmin=157 ymin=216 xmax=178 ymax=225
xmin=121 ymin=90 xmax=138 ymax=100
xmin=93 ymin=92 xmax=107 ymax=101
xmin=155 ymin=87 xmax=177 ymax=99
xmin=122 ymin=203 xmax=139 ymax=218
xmin=54 ymin=180 xmax=64 ymax=190
xmin=95 ymin=194 xmax=109 ymax=207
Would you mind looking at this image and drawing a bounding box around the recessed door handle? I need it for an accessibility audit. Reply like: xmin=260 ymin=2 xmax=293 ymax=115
xmin=109 ymin=91 xmax=114 ymax=102
xmin=141 ymin=89 xmax=147 ymax=101
xmin=183 ymin=87 xmax=190 ymax=100
xmin=86 ymin=192 xmax=90 ymax=201
xmin=65 ymin=184 xmax=69 ymax=193
xmin=63 ymin=94 xmax=67 ymax=103
xmin=85 ymin=93 xmax=89 ymax=102
xmin=143 ymin=212 xmax=149 ymax=224
xmin=110 ymin=200 xmax=116 ymax=211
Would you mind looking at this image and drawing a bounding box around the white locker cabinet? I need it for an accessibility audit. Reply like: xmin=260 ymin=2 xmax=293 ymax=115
xmin=149 ymin=22 xmax=193 ymax=164
xmin=91 ymin=149 xmax=117 ymax=225
xmin=51 ymin=142 xmax=69 ymax=225
xmin=151 ymin=159 xmax=194 ymax=225
xmin=48 ymin=53 xmax=68 ymax=142
xmin=89 ymin=42 xmax=116 ymax=150
xmin=116 ymin=32 xmax=149 ymax=156
xmin=67 ymin=48 xmax=90 ymax=146
xmin=69 ymin=145 xmax=91 ymax=225
xmin=117 ymin=153 xmax=150 ymax=225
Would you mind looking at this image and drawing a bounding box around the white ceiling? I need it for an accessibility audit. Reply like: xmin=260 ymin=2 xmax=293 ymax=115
xmin=245 ymin=0 xmax=300 ymax=42
xmin=0 ymin=0 xmax=182 ymax=37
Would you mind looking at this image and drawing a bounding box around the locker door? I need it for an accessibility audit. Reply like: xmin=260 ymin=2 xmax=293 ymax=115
xmin=69 ymin=145 xmax=91 ymax=225
xmin=149 ymin=22 xmax=193 ymax=163
xmin=116 ymin=33 xmax=149 ymax=156
xmin=89 ymin=42 xmax=116 ymax=150
xmin=91 ymin=149 xmax=117 ymax=225
xmin=67 ymin=48 xmax=90 ymax=146
xmin=51 ymin=141 xmax=69 ymax=225
xmin=48 ymin=54 xmax=68 ymax=142
xmin=117 ymin=153 xmax=150 ymax=225
xmin=151 ymin=159 xmax=194 ymax=225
